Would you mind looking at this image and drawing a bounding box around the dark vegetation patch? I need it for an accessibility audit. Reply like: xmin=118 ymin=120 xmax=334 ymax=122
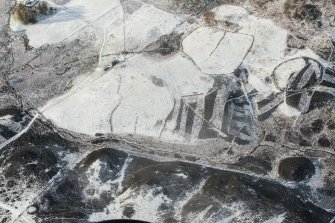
xmin=150 ymin=76 xmax=165 ymax=87
xmin=172 ymin=0 xmax=246 ymax=14
xmin=0 ymin=125 xmax=16 ymax=139
xmin=278 ymin=157 xmax=315 ymax=182
xmin=3 ymin=148 xmax=59 ymax=182
xmin=318 ymin=136 xmax=331 ymax=147
xmin=122 ymin=162 xmax=205 ymax=200
xmin=145 ymin=32 xmax=183 ymax=57
xmin=172 ymin=0 xmax=209 ymax=14
xmin=185 ymin=155 xmax=197 ymax=162
xmin=311 ymin=119 xmax=324 ymax=133
xmin=79 ymin=148 xmax=127 ymax=174
xmin=265 ymin=133 xmax=276 ymax=142
xmin=250 ymin=0 xmax=274 ymax=8
xmin=123 ymin=205 xmax=135 ymax=218
xmin=284 ymin=0 xmax=322 ymax=22
xmin=19 ymin=146 xmax=332 ymax=222
xmin=300 ymin=125 xmax=313 ymax=137
xmin=327 ymin=120 xmax=335 ymax=130
xmin=300 ymin=119 xmax=324 ymax=137
xmin=286 ymin=131 xmax=311 ymax=147
xmin=235 ymin=155 xmax=272 ymax=175
xmin=174 ymin=153 xmax=182 ymax=159
xmin=12 ymin=2 xmax=56 ymax=24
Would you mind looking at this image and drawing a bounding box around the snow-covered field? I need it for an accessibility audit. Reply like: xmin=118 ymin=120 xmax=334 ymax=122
xmin=10 ymin=2 xmax=325 ymax=142
xmin=182 ymin=27 xmax=254 ymax=74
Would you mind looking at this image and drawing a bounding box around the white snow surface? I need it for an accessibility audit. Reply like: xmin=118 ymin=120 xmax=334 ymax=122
xmin=42 ymin=69 xmax=121 ymax=135
xmin=263 ymin=213 xmax=287 ymax=223
xmin=182 ymin=27 xmax=254 ymax=74
xmin=10 ymin=0 xmax=183 ymax=51
xmin=42 ymin=54 xmax=213 ymax=138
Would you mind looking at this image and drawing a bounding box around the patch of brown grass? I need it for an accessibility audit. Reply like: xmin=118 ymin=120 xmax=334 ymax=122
xmin=12 ymin=3 xmax=37 ymax=24
xmin=12 ymin=2 xmax=56 ymax=24
xmin=203 ymin=11 xmax=217 ymax=27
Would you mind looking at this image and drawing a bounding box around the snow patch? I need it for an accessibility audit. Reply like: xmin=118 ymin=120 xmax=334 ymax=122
xmin=182 ymin=27 xmax=253 ymax=74
xmin=263 ymin=213 xmax=287 ymax=223
xmin=89 ymin=186 xmax=171 ymax=222
xmin=42 ymin=54 xmax=213 ymax=138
